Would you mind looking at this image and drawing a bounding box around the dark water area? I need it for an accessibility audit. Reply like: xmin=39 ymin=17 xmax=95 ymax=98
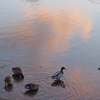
xmin=0 ymin=0 xmax=100 ymax=100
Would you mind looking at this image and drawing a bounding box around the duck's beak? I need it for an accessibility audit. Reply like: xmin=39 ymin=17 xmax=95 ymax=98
xmin=64 ymin=68 xmax=67 ymax=70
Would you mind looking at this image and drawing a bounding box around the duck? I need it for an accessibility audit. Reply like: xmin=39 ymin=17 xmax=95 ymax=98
xmin=4 ymin=75 xmax=12 ymax=88
xmin=25 ymin=83 xmax=38 ymax=91
xmin=12 ymin=67 xmax=24 ymax=78
xmin=51 ymin=67 xmax=66 ymax=80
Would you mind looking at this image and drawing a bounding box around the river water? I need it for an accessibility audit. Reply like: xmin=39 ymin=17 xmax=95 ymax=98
xmin=0 ymin=0 xmax=100 ymax=100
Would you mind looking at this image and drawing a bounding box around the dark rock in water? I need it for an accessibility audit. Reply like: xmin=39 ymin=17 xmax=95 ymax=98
xmin=98 ymin=68 xmax=100 ymax=70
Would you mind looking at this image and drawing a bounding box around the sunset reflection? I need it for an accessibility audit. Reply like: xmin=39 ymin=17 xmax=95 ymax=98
xmin=82 ymin=20 xmax=91 ymax=41
xmin=68 ymin=67 xmax=96 ymax=100
xmin=15 ymin=4 xmax=92 ymax=53
xmin=1 ymin=0 xmax=100 ymax=100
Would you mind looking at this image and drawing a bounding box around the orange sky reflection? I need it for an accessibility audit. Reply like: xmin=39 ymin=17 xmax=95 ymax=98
xmin=14 ymin=4 xmax=92 ymax=61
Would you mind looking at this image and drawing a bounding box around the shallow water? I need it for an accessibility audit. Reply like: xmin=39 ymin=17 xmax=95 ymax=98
xmin=0 ymin=0 xmax=100 ymax=100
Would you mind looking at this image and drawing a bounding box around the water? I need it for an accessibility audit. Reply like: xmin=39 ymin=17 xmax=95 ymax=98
xmin=0 ymin=0 xmax=100 ymax=99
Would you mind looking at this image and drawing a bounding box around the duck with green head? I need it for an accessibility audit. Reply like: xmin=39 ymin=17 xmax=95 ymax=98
xmin=51 ymin=67 xmax=67 ymax=80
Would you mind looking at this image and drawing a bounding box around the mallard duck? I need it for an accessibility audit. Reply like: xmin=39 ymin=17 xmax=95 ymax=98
xmin=12 ymin=67 xmax=24 ymax=78
xmin=51 ymin=67 xmax=66 ymax=80
xmin=4 ymin=75 xmax=12 ymax=88
xmin=25 ymin=83 xmax=38 ymax=91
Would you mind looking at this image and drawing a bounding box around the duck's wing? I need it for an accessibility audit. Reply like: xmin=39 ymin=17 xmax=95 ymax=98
xmin=52 ymin=71 xmax=62 ymax=79
xmin=25 ymin=83 xmax=38 ymax=90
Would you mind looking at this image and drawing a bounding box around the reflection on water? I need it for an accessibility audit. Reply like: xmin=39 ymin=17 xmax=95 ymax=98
xmin=8 ymin=2 xmax=92 ymax=67
xmin=12 ymin=74 xmax=24 ymax=83
xmin=0 ymin=0 xmax=100 ymax=100
xmin=24 ymin=0 xmax=39 ymax=3
xmin=4 ymin=83 xmax=13 ymax=92
xmin=88 ymin=0 xmax=100 ymax=3
xmin=24 ymin=90 xmax=38 ymax=97
xmin=51 ymin=80 xmax=65 ymax=88
xmin=0 ymin=97 xmax=8 ymax=100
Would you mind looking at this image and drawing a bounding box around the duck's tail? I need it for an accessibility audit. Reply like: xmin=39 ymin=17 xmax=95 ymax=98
xmin=21 ymin=73 xmax=24 ymax=79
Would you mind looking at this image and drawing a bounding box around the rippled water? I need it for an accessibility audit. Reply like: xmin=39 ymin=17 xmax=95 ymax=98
xmin=0 ymin=0 xmax=100 ymax=100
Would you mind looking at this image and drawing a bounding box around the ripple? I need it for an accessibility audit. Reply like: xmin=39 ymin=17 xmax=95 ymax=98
xmin=0 ymin=97 xmax=9 ymax=100
xmin=0 ymin=62 xmax=97 ymax=100
xmin=0 ymin=64 xmax=98 ymax=100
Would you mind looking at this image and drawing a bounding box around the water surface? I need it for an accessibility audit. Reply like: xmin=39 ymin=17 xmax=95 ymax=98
xmin=0 ymin=0 xmax=100 ymax=100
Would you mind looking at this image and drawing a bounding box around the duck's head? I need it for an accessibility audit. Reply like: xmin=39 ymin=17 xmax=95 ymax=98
xmin=61 ymin=67 xmax=66 ymax=72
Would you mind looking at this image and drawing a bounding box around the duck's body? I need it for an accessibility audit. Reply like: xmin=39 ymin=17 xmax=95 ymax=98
xmin=4 ymin=75 xmax=12 ymax=88
xmin=52 ymin=71 xmax=63 ymax=79
xmin=52 ymin=67 xmax=66 ymax=80
xmin=12 ymin=67 xmax=24 ymax=78
xmin=25 ymin=83 xmax=38 ymax=91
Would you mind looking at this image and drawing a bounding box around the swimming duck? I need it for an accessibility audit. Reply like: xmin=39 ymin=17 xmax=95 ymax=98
xmin=4 ymin=75 xmax=12 ymax=88
xmin=12 ymin=67 xmax=24 ymax=78
xmin=25 ymin=83 xmax=38 ymax=91
xmin=51 ymin=67 xmax=66 ymax=80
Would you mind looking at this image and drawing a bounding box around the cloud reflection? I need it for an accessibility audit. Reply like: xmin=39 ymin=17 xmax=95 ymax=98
xmin=19 ymin=5 xmax=92 ymax=51
xmin=88 ymin=0 xmax=100 ymax=4
xmin=22 ymin=0 xmax=39 ymax=3
xmin=11 ymin=2 xmax=92 ymax=66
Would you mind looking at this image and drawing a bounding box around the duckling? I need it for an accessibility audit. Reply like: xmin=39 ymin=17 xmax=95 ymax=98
xmin=12 ymin=67 xmax=24 ymax=78
xmin=25 ymin=83 xmax=38 ymax=91
xmin=4 ymin=75 xmax=12 ymax=88
xmin=51 ymin=67 xmax=66 ymax=80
